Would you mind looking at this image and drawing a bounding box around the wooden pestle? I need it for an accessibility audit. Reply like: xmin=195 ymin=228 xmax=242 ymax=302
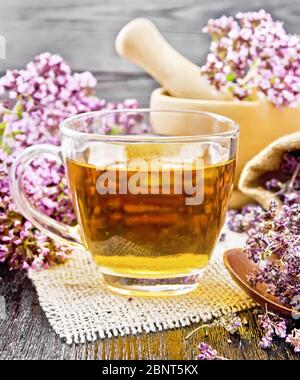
xmin=115 ymin=18 xmax=231 ymax=100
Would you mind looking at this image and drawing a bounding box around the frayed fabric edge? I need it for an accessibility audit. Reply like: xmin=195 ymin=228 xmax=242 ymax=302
xmin=32 ymin=281 xmax=257 ymax=345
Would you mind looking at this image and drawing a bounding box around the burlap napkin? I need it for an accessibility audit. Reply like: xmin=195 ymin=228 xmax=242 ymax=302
xmin=28 ymin=227 xmax=255 ymax=344
xmin=239 ymin=132 xmax=300 ymax=209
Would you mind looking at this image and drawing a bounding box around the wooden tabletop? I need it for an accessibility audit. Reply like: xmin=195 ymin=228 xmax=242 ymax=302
xmin=1 ymin=0 xmax=300 ymax=360
xmin=0 ymin=264 xmax=299 ymax=360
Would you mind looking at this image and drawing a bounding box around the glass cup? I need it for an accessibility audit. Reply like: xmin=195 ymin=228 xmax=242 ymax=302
xmin=10 ymin=109 xmax=239 ymax=296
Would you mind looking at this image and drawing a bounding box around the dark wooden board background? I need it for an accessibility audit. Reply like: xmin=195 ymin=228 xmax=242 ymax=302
xmin=1 ymin=0 xmax=300 ymax=104
xmin=0 ymin=0 xmax=300 ymax=360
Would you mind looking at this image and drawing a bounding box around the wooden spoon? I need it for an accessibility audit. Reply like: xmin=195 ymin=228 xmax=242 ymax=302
xmin=115 ymin=18 xmax=231 ymax=100
xmin=224 ymin=248 xmax=300 ymax=319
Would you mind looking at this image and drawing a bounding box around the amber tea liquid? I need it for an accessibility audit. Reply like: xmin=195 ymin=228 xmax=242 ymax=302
xmin=66 ymin=156 xmax=235 ymax=293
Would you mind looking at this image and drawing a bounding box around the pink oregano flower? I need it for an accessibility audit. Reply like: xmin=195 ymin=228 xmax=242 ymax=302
xmin=201 ymin=10 xmax=300 ymax=107
xmin=0 ymin=52 xmax=140 ymax=270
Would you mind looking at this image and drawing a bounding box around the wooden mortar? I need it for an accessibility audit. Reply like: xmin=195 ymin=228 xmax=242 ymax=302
xmin=116 ymin=18 xmax=300 ymax=207
xmin=150 ymin=88 xmax=300 ymax=207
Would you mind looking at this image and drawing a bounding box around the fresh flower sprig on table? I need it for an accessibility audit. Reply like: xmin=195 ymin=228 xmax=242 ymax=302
xmin=197 ymin=343 xmax=227 ymax=360
xmin=186 ymin=313 xmax=243 ymax=341
xmin=201 ymin=10 xmax=300 ymax=107
xmin=0 ymin=52 xmax=140 ymax=270
xmin=186 ymin=314 xmax=244 ymax=360
xmin=197 ymin=309 xmax=300 ymax=359
xmin=258 ymin=311 xmax=288 ymax=349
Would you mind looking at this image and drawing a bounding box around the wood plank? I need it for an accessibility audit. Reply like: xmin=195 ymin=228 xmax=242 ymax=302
xmin=0 ymin=0 xmax=299 ymax=72
xmin=94 ymin=72 xmax=157 ymax=105
xmin=0 ymin=265 xmax=299 ymax=360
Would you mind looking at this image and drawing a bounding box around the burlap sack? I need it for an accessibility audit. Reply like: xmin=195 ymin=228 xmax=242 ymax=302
xmin=238 ymin=132 xmax=300 ymax=210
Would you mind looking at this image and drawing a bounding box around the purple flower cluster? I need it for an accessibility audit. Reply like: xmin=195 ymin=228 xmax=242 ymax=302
xmin=0 ymin=52 xmax=140 ymax=270
xmin=21 ymin=158 xmax=76 ymax=225
xmin=286 ymin=329 xmax=300 ymax=352
xmin=263 ymin=152 xmax=300 ymax=206
xmin=0 ymin=150 xmax=70 ymax=269
xmin=201 ymin=10 xmax=300 ymax=107
xmin=258 ymin=311 xmax=300 ymax=352
xmin=196 ymin=342 xmax=229 ymax=360
xmin=228 ymin=204 xmax=264 ymax=233
xmin=258 ymin=312 xmax=287 ymax=349
xmin=0 ymin=52 xmax=102 ymax=150
xmin=197 ymin=342 xmax=219 ymax=360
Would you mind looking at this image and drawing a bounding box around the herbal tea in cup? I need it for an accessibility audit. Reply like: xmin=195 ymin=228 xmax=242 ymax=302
xmin=10 ymin=110 xmax=239 ymax=296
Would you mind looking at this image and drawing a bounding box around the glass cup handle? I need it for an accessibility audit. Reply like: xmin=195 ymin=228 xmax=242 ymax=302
xmin=10 ymin=144 xmax=83 ymax=249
